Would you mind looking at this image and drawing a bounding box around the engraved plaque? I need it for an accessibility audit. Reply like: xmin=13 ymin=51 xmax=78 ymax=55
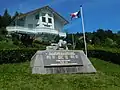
xmin=31 ymin=50 xmax=96 ymax=74
xmin=42 ymin=51 xmax=83 ymax=66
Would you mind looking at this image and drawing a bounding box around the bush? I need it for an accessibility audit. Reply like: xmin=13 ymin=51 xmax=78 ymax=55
xmin=1 ymin=45 xmax=120 ymax=65
xmin=0 ymin=40 xmax=19 ymax=49
xmin=32 ymin=43 xmax=46 ymax=49
xmin=104 ymin=38 xmax=113 ymax=46
xmin=13 ymin=40 xmax=20 ymax=45
xmin=33 ymin=40 xmax=42 ymax=44
xmin=0 ymin=27 xmax=8 ymax=35
xmin=0 ymin=48 xmax=39 ymax=64
xmin=87 ymin=47 xmax=120 ymax=65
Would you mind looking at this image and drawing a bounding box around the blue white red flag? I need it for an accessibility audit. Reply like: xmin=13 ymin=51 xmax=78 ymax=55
xmin=70 ymin=10 xmax=80 ymax=20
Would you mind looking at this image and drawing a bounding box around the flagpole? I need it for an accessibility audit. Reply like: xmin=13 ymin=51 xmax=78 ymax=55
xmin=72 ymin=33 xmax=74 ymax=50
xmin=80 ymin=5 xmax=87 ymax=56
xmin=70 ymin=19 xmax=75 ymax=50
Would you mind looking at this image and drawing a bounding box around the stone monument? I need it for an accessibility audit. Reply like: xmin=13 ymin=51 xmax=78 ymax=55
xmin=30 ymin=40 xmax=96 ymax=74
xmin=46 ymin=39 xmax=68 ymax=50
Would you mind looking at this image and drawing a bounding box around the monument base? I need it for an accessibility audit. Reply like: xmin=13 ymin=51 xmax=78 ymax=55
xmin=30 ymin=50 xmax=96 ymax=74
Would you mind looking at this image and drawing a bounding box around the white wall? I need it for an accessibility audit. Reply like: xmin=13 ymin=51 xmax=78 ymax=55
xmin=39 ymin=9 xmax=54 ymax=29
xmin=16 ymin=8 xmax=64 ymax=32
xmin=24 ymin=14 xmax=39 ymax=28
xmin=54 ymin=16 xmax=64 ymax=32
xmin=15 ymin=18 xmax=25 ymax=26
xmin=24 ymin=9 xmax=55 ymax=29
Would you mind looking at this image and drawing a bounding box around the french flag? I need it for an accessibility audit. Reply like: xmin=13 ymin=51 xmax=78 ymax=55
xmin=70 ymin=10 xmax=80 ymax=20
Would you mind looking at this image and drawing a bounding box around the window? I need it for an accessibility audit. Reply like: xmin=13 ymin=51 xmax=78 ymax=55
xmin=42 ymin=17 xmax=46 ymax=22
xmin=35 ymin=14 xmax=39 ymax=19
xmin=28 ymin=24 xmax=33 ymax=28
xmin=48 ymin=18 xmax=52 ymax=23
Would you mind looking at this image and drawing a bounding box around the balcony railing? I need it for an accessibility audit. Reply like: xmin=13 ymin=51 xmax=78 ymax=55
xmin=6 ymin=26 xmax=66 ymax=37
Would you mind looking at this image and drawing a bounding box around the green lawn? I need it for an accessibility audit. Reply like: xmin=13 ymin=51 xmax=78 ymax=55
xmin=0 ymin=58 xmax=120 ymax=90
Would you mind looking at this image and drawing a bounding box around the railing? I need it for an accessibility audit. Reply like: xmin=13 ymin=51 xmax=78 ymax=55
xmin=6 ymin=26 xmax=35 ymax=33
xmin=6 ymin=26 xmax=66 ymax=37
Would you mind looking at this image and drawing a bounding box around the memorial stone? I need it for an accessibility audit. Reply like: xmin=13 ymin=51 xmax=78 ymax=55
xmin=30 ymin=50 xmax=96 ymax=74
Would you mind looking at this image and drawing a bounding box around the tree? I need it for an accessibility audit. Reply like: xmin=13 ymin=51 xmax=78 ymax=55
xmin=54 ymin=35 xmax=60 ymax=43
xmin=117 ymin=31 xmax=120 ymax=34
xmin=104 ymin=38 xmax=114 ymax=46
xmin=11 ymin=11 xmax=19 ymax=22
xmin=2 ymin=9 xmax=11 ymax=27
xmin=96 ymin=29 xmax=107 ymax=42
xmin=0 ymin=27 xmax=8 ymax=35
xmin=0 ymin=15 xmax=2 ymax=28
xmin=75 ymin=37 xmax=84 ymax=49
xmin=85 ymin=32 xmax=93 ymax=43
xmin=20 ymin=34 xmax=35 ymax=47
xmin=105 ymin=30 xmax=113 ymax=39
xmin=0 ymin=27 xmax=8 ymax=41
xmin=92 ymin=36 xmax=100 ymax=45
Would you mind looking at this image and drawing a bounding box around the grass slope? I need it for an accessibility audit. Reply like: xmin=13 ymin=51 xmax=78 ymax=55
xmin=0 ymin=58 xmax=120 ymax=90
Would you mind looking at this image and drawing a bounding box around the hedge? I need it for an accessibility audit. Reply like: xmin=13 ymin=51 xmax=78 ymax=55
xmin=0 ymin=47 xmax=120 ymax=65
xmin=0 ymin=48 xmax=38 ymax=64
xmin=87 ymin=47 xmax=120 ymax=65
xmin=87 ymin=45 xmax=120 ymax=53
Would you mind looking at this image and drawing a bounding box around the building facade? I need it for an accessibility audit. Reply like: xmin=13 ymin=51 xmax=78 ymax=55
xmin=6 ymin=6 xmax=69 ymax=37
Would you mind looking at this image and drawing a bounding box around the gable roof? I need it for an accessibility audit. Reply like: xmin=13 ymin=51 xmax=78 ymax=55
xmin=15 ymin=5 xmax=69 ymax=25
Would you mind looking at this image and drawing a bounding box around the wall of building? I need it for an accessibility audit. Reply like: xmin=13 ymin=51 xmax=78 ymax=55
xmin=54 ymin=16 xmax=64 ymax=32
xmin=39 ymin=9 xmax=55 ymax=29
xmin=23 ymin=8 xmax=55 ymax=30
xmin=15 ymin=8 xmax=65 ymax=32
xmin=17 ymin=18 xmax=25 ymax=27
xmin=24 ymin=14 xmax=39 ymax=28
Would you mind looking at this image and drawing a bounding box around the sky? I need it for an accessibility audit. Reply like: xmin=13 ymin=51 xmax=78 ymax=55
xmin=0 ymin=0 xmax=120 ymax=33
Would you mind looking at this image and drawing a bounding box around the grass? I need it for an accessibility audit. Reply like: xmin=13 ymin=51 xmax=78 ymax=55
xmin=0 ymin=58 xmax=120 ymax=90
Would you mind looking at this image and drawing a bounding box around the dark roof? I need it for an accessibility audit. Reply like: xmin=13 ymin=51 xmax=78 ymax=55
xmin=16 ymin=5 xmax=69 ymax=25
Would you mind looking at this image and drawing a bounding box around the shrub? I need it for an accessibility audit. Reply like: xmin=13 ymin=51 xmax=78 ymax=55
xmin=33 ymin=40 xmax=42 ymax=44
xmin=0 ymin=40 xmax=19 ymax=49
xmin=1 ymin=46 xmax=120 ymax=65
xmin=104 ymin=38 xmax=113 ymax=46
xmin=0 ymin=48 xmax=38 ymax=64
xmin=13 ymin=40 xmax=20 ymax=45
xmin=0 ymin=27 xmax=8 ymax=35
xmin=32 ymin=43 xmax=46 ymax=49
xmin=87 ymin=47 xmax=120 ymax=65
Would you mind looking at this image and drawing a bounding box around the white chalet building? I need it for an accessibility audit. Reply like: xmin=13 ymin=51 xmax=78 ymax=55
xmin=6 ymin=6 xmax=69 ymax=37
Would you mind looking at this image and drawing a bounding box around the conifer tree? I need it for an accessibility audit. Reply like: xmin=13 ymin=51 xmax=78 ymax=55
xmin=2 ymin=9 xmax=11 ymax=27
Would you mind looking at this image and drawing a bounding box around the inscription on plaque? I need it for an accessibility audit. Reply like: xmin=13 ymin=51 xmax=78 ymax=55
xmin=42 ymin=51 xmax=83 ymax=66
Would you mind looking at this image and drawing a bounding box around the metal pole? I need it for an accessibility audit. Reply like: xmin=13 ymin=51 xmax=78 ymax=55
xmin=35 ymin=28 xmax=36 ymax=39
xmin=70 ymin=19 xmax=75 ymax=50
xmin=72 ymin=33 xmax=75 ymax=50
xmin=80 ymin=5 xmax=87 ymax=56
